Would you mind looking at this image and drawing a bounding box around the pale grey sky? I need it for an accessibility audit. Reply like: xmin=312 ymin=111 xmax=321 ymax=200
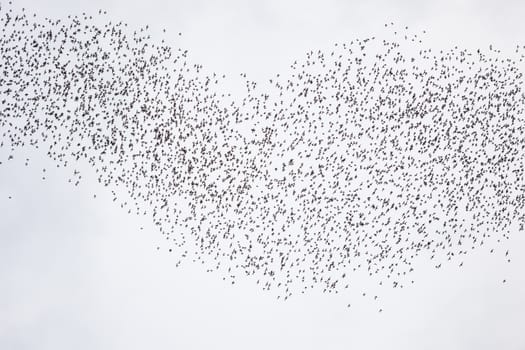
xmin=1 ymin=1 xmax=525 ymax=349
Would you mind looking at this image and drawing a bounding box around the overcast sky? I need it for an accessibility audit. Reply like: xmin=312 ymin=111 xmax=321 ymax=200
xmin=1 ymin=1 xmax=525 ymax=349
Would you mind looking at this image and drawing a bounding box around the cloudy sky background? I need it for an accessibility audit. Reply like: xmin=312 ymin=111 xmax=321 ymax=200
xmin=1 ymin=0 xmax=525 ymax=349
